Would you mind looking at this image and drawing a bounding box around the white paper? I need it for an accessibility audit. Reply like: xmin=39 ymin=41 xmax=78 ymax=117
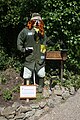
xmin=20 ymin=85 xmax=36 ymax=98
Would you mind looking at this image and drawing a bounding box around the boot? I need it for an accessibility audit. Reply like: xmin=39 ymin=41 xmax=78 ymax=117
xmin=38 ymin=77 xmax=44 ymax=93
xmin=24 ymin=79 xmax=26 ymax=85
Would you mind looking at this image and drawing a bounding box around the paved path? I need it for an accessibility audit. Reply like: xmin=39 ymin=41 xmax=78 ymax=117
xmin=39 ymin=89 xmax=80 ymax=120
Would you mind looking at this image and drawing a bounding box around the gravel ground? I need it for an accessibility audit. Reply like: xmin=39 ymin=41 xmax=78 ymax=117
xmin=39 ymin=89 xmax=80 ymax=120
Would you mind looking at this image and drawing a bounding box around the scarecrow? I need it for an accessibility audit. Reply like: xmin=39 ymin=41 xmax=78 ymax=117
xmin=17 ymin=13 xmax=47 ymax=92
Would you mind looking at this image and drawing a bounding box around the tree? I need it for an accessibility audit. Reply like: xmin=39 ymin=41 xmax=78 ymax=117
xmin=42 ymin=0 xmax=80 ymax=73
xmin=0 ymin=0 xmax=80 ymax=73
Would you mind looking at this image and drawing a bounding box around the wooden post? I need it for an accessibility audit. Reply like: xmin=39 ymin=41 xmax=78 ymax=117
xmin=26 ymin=80 xmax=29 ymax=102
xmin=61 ymin=60 xmax=63 ymax=83
xmin=33 ymin=71 xmax=36 ymax=85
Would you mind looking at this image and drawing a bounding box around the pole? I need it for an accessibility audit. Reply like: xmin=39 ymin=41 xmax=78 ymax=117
xmin=61 ymin=60 xmax=63 ymax=83
xmin=26 ymin=80 xmax=29 ymax=102
xmin=33 ymin=71 xmax=36 ymax=85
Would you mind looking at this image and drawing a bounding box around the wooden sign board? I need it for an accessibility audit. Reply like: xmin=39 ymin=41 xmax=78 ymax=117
xmin=46 ymin=51 xmax=67 ymax=60
xmin=20 ymin=85 xmax=36 ymax=98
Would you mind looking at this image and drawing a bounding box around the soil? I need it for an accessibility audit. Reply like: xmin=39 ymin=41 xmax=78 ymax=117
xmin=0 ymin=68 xmax=32 ymax=107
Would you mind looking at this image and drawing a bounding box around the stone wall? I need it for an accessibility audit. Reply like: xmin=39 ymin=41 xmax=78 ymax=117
xmin=0 ymin=85 xmax=75 ymax=120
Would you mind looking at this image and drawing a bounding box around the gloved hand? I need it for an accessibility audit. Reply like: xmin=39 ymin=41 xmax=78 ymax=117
xmin=25 ymin=47 xmax=33 ymax=54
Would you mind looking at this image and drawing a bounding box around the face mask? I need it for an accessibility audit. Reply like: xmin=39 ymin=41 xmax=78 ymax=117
xmin=35 ymin=20 xmax=40 ymax=26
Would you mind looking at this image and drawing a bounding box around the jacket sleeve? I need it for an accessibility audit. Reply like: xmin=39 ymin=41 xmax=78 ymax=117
xmin=17 ymin=28 xmax=26 ymax=53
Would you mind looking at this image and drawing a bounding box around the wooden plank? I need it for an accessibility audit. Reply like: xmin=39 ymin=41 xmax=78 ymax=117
xmin=46 ymin=57 xmax=62 ymax=60
xmin=46 ymin=51 xmax=67 ymax=60
xmin=46 ymin=51 xmax=61 ymax=58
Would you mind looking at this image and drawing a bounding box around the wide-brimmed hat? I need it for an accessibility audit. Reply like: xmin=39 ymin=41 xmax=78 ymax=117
xmin=31 ymin=13 xmax=42 ymax=20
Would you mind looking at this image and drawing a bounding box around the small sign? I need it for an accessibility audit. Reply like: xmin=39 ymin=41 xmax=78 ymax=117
xmin=28 ymin=32 xmax=33 ymax=35
xmin=20 ymin=85 xmax=36 ymax=98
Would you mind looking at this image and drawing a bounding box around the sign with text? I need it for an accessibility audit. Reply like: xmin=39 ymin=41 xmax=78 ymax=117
xmin=20 ymin=85 xmax=36 ymax=98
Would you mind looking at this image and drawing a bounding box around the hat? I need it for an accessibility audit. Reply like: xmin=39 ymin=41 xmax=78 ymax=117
xmin=31 ymin=13 xmax=42 ymax=20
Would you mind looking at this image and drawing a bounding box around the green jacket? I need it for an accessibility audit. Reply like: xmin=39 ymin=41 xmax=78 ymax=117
xmin=17 ymin=27 xmax=47 ymax=71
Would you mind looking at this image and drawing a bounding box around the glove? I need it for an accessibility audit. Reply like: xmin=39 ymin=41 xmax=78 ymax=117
xmin=25 ymin=47 xmax=33 ymax=54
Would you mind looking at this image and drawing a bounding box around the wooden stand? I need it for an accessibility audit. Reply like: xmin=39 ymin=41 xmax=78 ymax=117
xmin=46 ymin=50 xmax=67 ymax=82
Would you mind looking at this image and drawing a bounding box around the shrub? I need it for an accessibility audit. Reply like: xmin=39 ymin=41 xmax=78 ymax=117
xmin=0 ymin=50 xmax=8 ymax=70
xmin=0 ymin=49 xmax=23 ymax=72
xmin=0 ymin=75 xmax=7 ymax=84
xmin=3 ymin=89 xmax=12 ymax=101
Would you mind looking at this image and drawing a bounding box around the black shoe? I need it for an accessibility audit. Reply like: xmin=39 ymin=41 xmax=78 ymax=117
xmin=38 ymin=85 xmax=43 ymax=93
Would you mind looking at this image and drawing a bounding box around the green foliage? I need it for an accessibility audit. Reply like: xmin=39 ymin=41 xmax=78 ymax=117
xmin=0 ymin=49 xmax=23 ymax=72
xmin=74 ymin=75 xmax=80 ymax=90
xmin=6 ymin=56 xmax=23 ymax=73
xmin=0 ymin=0 xmax=80 ymax=74
xmin=62 ymin=70 xmax=80 ymax=90
xmin=42 ymin=0 xmax=80 ymax=74
xmin=36 ymin=93 xmax=44 ymax=102
xmin=3 ymin=89 xmax=12 ymax=101
xmin=12 ymin=85 xmax=20 ymax=93
xmin=45 ymin=68 xmax=80 ymax=90
xmin=0 ymin=0 xmax=21 ymax=27
xmin=0 ymin=49 xmax=8 ymax=70
xmin=0 ymin=75 xmax=7 ymax=84
xmin=0 ymin=0 xmax=45 ymax=27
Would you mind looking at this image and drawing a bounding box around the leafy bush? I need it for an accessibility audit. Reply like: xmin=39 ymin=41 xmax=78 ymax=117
xmin=0 ymin=75 xmax=7 ymax=84
xmin=3 ymin=89 xmax=12 ymax=101
xmin=0 ymin=49 xmax=23 ymax=72
xmin=0 ymin=0 xmax=80 ymax=82
xmin=6 ymin=56 xmax=23 ymax=73
xmin=12 ymin=85 xmax=20 ymax=93
xmin=62 ymin=70 xmax=80 ymax=90
xmin=0 ymin=50 xmax=8 ymax=70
